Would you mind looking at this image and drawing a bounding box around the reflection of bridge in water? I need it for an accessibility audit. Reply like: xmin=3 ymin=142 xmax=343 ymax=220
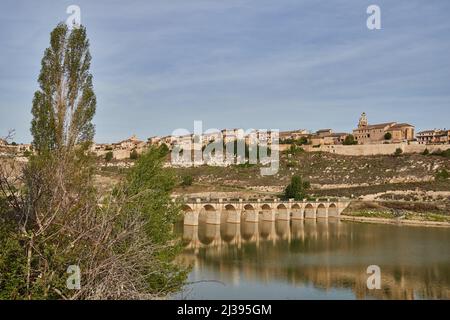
xmin=182 ymin=198 xmax=350 ymax=226
xmin=183 ymin=218 xmax=344 ymax=250
xmin=177 ymin=218 xmax=450 ymax=300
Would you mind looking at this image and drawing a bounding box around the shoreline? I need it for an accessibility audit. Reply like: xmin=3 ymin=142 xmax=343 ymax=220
xmin=340 ymin=215 xmax=450 ymax=228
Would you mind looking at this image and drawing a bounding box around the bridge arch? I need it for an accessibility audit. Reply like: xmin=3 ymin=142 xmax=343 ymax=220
xmin=199 ymin=204 xmax=220 ymax=224
xmin=304 ymin=203 xmax=315 ymax=219
xmin=276 ymin=203 xmax=289 ymax=220
xmin=182 ymin=204 xmax=198 ymax=225
xmin=223 ymin=204 xmax=240 ymax=223
xmin=291 ymin=203 xmax=303 ymax=220
xmin=261 ymin=204 xmax=275 ymax=221
xmin=244 ymin=204 xmax=255 ymax=211
xmin=317 ymin=203 xmax=327 ymax=218
xmin=328 ymin=203 xmax=338 ymax=217
xmin=242 ymin=204 xmax=258 ymax=223
xmin=225 ymin=204 xmax=237 ymax=211
xmin=203 ymin=204 xmax=216 ymax=211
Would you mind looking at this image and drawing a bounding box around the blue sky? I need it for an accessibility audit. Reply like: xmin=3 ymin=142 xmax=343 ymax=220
xmin=1 ymin=0 xmax=449 ymax=143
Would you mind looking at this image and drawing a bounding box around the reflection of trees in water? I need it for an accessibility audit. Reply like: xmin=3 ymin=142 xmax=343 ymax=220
xmin=179 ymin=218 xmax=450 ymax=300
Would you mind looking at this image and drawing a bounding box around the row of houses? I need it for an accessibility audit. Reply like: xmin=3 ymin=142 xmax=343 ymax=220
xmin=92 ymin=134 xmax=147 ymax=153
xmin=4 ymin=112 xmax=445 ymax=159
xmin=308 ymin=113 xmax=448 ymax=146
xmin=416 ymin=129 xmax=450 ymax=145
xmin=91 ymin=112 xmax=449 ymax=159
xmin=148 ymin=128 xmax=290 ymax=149
xmin=91 ymin=129 xmax=307 ymax=160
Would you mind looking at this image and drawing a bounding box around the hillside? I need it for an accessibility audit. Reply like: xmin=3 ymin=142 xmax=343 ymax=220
xmin=169 ymin=152 xmax=450 ymax=200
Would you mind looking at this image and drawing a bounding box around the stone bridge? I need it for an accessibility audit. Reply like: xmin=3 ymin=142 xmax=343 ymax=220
xmin=181 ymin=198 xmax=350 ymax=225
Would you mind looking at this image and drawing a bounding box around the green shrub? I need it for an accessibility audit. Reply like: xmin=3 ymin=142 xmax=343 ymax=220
xmin=181 ymin=175 xmax=193 ymax=187
xmin=105 ymin=151 xmax=113 ymax=162
xmin=23 ymin=150 xmax=32 ymax=157
xmin=343 ymin=135 xmax=358 ymax=145
xmin=433 ymin=149 xmax=450 ymax=158
xmin=288 ymin=144 xmax=304 ymax=155
xmin=130 ymin=150 xmax=139 ymax=160
xmin=286 ymin=160 xmax=296 ymax=168
xmin=283 ymin=175 xmax=310 ymax=200
xmin=0 ymin=222 xmax=27 ymax=299
xmin=394 ymin=148 xmax=403 ymax=156
xmin=158 ymin=143 xmax=170 ymax=156
xmin=435 ymin=169 xmax=449 ymax=181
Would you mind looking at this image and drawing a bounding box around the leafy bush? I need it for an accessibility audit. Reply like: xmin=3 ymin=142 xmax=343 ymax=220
xmin=286 ymin=160 xmax=296 ymax=168
xmin=432 ymin=149 xmax=450 ymax=158
xmin=130 ymin=149 xmax=139 ymax=160
xmin=394 ymin=148 xmax=403 ymax=156
xmin=435 ymin=169 xmax=449 ymax=181
xmin=283 ymin=175 xmax=310 ymax=200
xmin=287 ymin=144 xmax=304 ymax=155
xmin=158 ymin=143 xmax=169 ymax=156
xmin=343 ymin=135 xmax=358 ymax=145
xmin=0 ymin=221 xmax=27 ymax=300
xmin=23 ymin=150 xmax=32 ymax=157
xmin=105 ymin=151 xmax=113 ymax=162
xmin=181 ymin=175 xmax=193 ymax=186
xmin=384 ymin=132 xmax=392 ymax=140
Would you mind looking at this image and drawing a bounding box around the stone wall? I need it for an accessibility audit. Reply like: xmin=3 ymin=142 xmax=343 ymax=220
xmin=96 ymin=149 xmax=131 ymax=160
xmin=304 ymin=143 xmax=450 ymax=156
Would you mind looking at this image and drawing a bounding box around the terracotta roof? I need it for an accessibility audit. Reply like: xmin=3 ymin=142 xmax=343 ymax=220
xmin=417 ymin=130 xmax=435 ymax=135
xmin=329 ymin=132 xmax=348 ymax=137
xmin=389 ymin=123 xmax=414 ymax=129
xmin=365 ymin=122 xmax=396 ymax=129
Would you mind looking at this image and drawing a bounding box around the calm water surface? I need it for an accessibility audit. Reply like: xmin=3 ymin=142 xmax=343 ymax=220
xmin=173 ymin=218 xmax=450 ymax=300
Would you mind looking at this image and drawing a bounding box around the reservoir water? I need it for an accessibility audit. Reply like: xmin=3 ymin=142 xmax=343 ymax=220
xmin=174 ymin=218 xmax=450 ymax=299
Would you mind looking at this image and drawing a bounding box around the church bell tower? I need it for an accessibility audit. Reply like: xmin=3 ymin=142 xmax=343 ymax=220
xmin=358 ymin=112 xmax=368 ymax=128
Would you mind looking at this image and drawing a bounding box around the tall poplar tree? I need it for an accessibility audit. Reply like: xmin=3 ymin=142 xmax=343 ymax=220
xmin=1 ymin=23 xmax=186 ymax=299
xmin=31 ymin=23 xmax=96 ymax=153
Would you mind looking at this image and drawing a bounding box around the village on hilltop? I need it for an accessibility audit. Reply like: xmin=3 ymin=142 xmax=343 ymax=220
xmin=1 ymin=112 xmax=449 ymax=160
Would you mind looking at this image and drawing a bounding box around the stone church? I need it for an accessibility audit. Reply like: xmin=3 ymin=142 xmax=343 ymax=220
xmin=352 ymin=113 xmax=415 ymax=144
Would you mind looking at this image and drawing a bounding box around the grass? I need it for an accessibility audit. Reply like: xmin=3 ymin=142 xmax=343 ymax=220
xmin=345 ymin=210 xmax=450 ymax=222
xmin=343 ymin=201 xmax=450 ymax=222
xmin=344 ymin=210 xmax=397 ymax=219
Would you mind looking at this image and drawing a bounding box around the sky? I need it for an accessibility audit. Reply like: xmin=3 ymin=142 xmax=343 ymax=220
xmin=1 ymin=0 xmax=449 ymax=143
